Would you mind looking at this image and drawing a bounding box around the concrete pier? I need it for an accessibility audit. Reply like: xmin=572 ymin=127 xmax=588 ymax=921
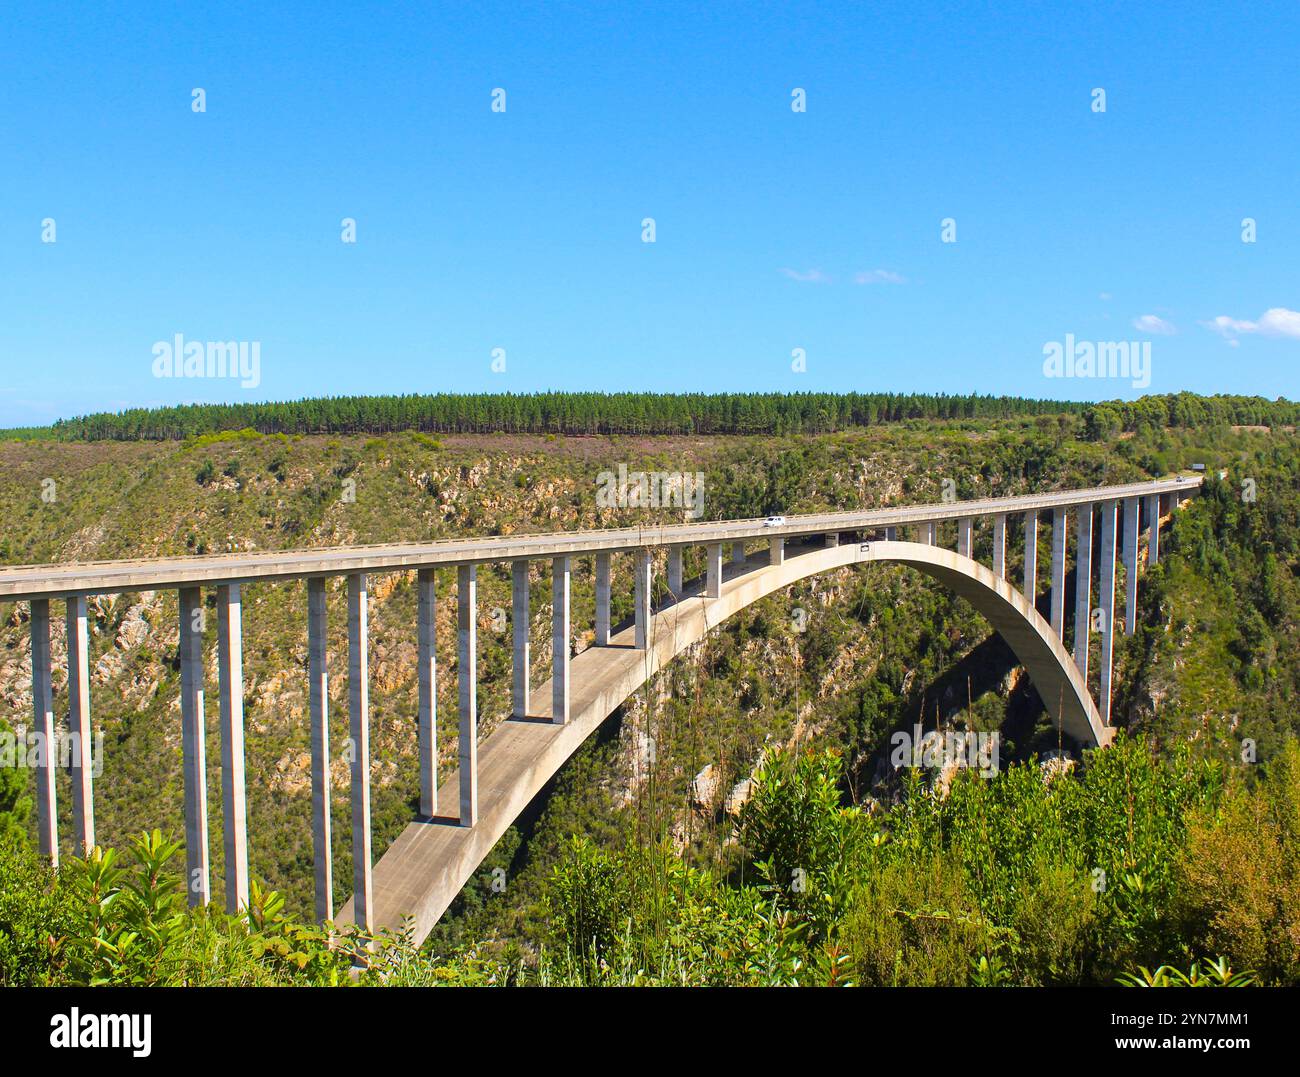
xmin=67 ymin=595 xmax=95 ymax=854
xmin=457 ymin=565 xmax=477 ymax=827
xmin=1145 ymin=494 xmax=1160 ymax=565
xmin=1023 ymin=512 xmax=1038 ymax=603
xmin=1050 ymin=508 xmax=1068 ymax=636
xmin=824 ymin=532 xmax=839 ymax=547
xmin=511 ymin=561 xmax=530 ymax=718
xmin=707 ymin=543 xmax=723 ymax=598
xmin=732 ymin=542 xmax=746 ymax=564
xmin=348 ymin=573 xmax=373 ymax=931
xmin=1073 ymin=505 xmax=1093 ymax=676
xmin=30 ymin=599 xmax=57 ymax=864
xmin=885 ymin=526 xmax=897 ymax=541
xmin=307 ymin=577 xmax=332 ymax=923
xmin=924 ymin=521 xmax=937 ymax=546
xmin=552 ymin=556 xmax=570 ymax=723
xmin=770 ymin=536 xmax=785 ymax=566
xmin=634 ymin=549 xmax=652 ymax=649
xmin=178 ymin=587 xmax=208 ymax=906
xmin=957 ymin=517 xmax=973 ymax=559
xmin=992 ymin=515 xmax=1006 ymax=579
xmin=1123 ymin=497 xmax=1140 ymax=635
xmin=667 ymin=546 xmax=683 ymax=596
xmin=418 ymin=568 xmax=438 ymax=816
xmin=1097 ymin=501 xmax=1118 ymax=726
xmin=216 ymin=583 xmax=249 ymax=913
xmin=594 ymin=552 xmax=611 ymax=646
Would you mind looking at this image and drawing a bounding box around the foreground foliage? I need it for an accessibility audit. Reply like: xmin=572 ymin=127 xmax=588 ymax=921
xmin=3 ymin=736 xmax=1293 ymax=987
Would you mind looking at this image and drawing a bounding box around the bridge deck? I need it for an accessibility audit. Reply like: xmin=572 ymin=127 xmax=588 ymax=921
xmin=0 ymin=477 xmax=1198 ymax=601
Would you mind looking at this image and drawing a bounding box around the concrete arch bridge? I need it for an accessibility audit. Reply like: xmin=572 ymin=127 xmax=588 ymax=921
xmin=0 ymin=477 xmax=1198 ymax=943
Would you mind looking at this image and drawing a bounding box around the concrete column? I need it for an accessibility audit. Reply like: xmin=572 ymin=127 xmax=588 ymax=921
xmin=1023 ymin=512 xmax=1038 ymax=604
xmin=992 ymin=515 xmax=1006 ymax=579
xmin=307 ymin=577 xmax=332 ymax=923
xmin=1098 ymin=501 xmax=1118 ymax=726
xmin=634 ymin=549 xmax=652 ymax=649
xmin=769 ymin=536 xmax=785 ymax=566
xmin=1145 ymin=493 xmax=1160 ymax=566
xmin=924 ymin=521 xmax=937 ymax=546
xmin=457 ymin=565 xmax=477 ymax=827
xmin=216 ymin=583 xmax=249 ymax=913
xmin=1073 ymin=505 xmax=1093 ymax=676
xmin=66 ymin=595 xmax=95 ymax=854
xmin=30 ymin=599 xmax=57 ymax=865
xmin=729 ymin=541 xmax=744 ymax=564
xmin=594 ymin=552 xmax=611 ymax=646
xmin=824 ymin=532 xmax=839 ymax=547
xmin=667 ymin=546 xmax=683 ymax=596
xmin=552 ymin=555 xmax=570 ymax=723
xmin=347 ymin=573 xmax=372 ymax=931
xmin=885 ymin=526 xmax=897 ymax=541
xmin=707 ymin=543 xmax=723 ymax=598
xmin=1050 ymin=508 xmax=1069 ymax=637
xmin=511 ymin=560 xmax=530 ymax=718
xmin=1123 ymin=497 xmax=1140 ymax=635
xmin=178 ymin=587 xmax=208 ymax=906
xmin=957 ymin=517 xmax=973 ymax=558
xmin=418 ymin=568 xmax=437 ymax=817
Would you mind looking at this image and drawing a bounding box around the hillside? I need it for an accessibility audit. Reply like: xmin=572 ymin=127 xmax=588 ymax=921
xmin=1 ymin=415 xmax=1297 ymax=948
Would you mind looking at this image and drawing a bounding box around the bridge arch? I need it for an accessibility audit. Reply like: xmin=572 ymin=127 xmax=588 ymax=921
xmin=340 ymin=538 xmax=1108 ymax=941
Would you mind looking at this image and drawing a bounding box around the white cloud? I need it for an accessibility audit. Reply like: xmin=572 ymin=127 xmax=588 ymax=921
xmin=853 ymin=269 xmax=905 ymax=285
xmin=1133 ymin=314 xmax=1176 ymax=335
xmin=1099 ymin=292 xmax=1113 ymax=301
xmin=779 ymin=267 xmax=831 ymax=284
xmin=1202 ymin=307 xmax=1300 ymax=341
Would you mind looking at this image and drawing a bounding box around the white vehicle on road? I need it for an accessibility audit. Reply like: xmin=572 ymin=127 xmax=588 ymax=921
xmin=763 ymin=515 xmax=786 ymax=527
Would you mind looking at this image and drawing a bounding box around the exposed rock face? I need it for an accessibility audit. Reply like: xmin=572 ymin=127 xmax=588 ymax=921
xmin=690 ymin=763 xmax=719 ymax=810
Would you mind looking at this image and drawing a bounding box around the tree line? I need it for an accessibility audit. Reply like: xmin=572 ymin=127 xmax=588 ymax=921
xmin=11 ymin=390 xmax=1296 ymax=442
xmin=1082 ymin=392 xmax=1300 ymax=439
xmin=35 ymin=391 xmax=1081 ymax=441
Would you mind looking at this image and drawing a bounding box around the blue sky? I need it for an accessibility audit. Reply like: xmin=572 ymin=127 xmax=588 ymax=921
xmin=2 ymin=1 xmax=1297 ymax=427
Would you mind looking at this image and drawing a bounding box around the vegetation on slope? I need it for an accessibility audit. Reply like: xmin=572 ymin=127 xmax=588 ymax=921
xmin=0 ymin=400 xmax=1297 ymax=984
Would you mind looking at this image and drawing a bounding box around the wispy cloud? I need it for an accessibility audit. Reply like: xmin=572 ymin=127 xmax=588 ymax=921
xmin=1202 ymin=307 xmax=1300 ymax=344
xmin=1133 ymin=314 xmax=1176 ymax=335
xmin=853 ymin=268 xmax=906 ymax=285
xmin=779 ymin=267 xmax=831 ymax=284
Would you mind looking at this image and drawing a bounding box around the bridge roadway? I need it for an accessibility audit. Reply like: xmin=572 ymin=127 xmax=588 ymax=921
xmin=336 ymin=535 xmax=1109 ymax=943
xmin=0 ymin=477 xmax=1197 ymax=602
